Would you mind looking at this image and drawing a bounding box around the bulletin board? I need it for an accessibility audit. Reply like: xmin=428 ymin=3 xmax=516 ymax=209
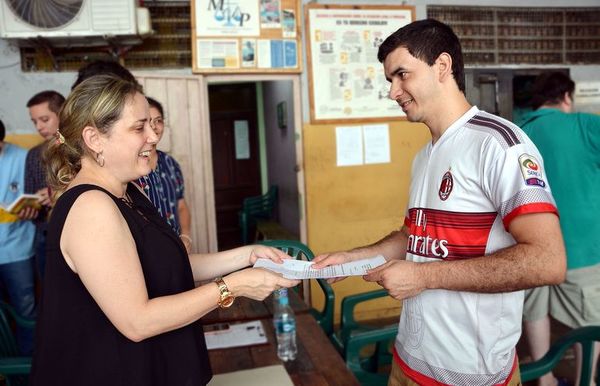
xmin=305 ymin=4 xmax=415 ymax=124
xmin=192 ymin=0 xmax=302 ymax=73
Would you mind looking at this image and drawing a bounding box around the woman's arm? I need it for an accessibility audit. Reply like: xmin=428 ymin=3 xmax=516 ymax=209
xmin=61 ymin=190 xmax=297 ymax=342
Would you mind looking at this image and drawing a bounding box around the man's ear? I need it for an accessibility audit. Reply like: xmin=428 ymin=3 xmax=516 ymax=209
xmin=436 ymin=52 xmax=453 ymax=82
xmin=81 ymin=126 xmax=103 ymax=154
xmin=562 ymin=92 xmax=574 ymax=113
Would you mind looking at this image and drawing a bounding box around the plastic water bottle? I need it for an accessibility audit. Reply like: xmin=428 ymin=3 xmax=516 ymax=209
xmin=273 ymin=288 xmax=298 ymax=361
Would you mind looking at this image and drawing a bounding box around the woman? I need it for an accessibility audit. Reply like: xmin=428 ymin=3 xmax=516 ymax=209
xmin=30 ymin=75 xmax=299 ymax=385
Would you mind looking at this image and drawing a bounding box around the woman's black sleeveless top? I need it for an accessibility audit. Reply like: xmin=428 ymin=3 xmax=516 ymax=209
xmin=30 ymin=183 xmax=212 ymax=386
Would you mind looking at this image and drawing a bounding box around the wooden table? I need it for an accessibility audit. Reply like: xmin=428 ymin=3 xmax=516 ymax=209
xmin=208 ymin=313 xmax=360 ymax=386
xmin=203 ymin=289 xmax=310 ymax=325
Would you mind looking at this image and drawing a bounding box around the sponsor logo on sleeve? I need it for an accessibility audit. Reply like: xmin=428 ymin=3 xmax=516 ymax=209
xmin=518 ymin=154 xmax=546 ymax=187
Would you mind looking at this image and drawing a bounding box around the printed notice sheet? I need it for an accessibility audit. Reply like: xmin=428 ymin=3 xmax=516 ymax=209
xmin=253 ymin=255 xmax=386 ymax=279
xmin=204 ymin=320 xmax=267 ymax=350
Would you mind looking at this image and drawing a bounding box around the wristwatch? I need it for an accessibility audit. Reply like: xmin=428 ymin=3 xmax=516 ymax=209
xmin=215 ymin=277 xmax=235 ymax=308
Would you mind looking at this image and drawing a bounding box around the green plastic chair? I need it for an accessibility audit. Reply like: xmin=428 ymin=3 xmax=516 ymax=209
xmin=0 ymin=301 xmax=35 ymax=386
xmin=239 ymin=186 xmax=278 ymax=245
xmin=259 ymin=239 xmax=335 ymax=336
xmin=520 ymin=325 xmax=600 ymax=385
xmin=331 ymin=289 xmax=398 ymax=385
xmin=331 ymin=289 xmax=394 ymax=354
xmin=344 ymin=324 xmax=398 ymax=386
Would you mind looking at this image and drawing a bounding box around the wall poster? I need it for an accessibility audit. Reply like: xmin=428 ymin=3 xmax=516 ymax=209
xmin=305 ymin=4 xmax=415 ymax=123
xmin=192 ymin=0 xmax=301 ymax=73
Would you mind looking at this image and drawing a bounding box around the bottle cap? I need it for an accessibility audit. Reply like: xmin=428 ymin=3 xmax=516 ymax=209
xmin=277 ymin=288 xmax=289 ymax=305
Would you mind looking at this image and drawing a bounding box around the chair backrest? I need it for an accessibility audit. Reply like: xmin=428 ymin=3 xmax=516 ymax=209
xmin=242 ymin=185 xmax=278 ymax=222
xmin=259 ymin=239 xmax=336 ymax=335
xmin=239 ymin=186 xmax=278 ymax=244
xmin=520 ymin=325 xmax=600 ymax=385
xmin=0 ymin=302 xmax=34 ymax=386
xmin=344 ymin=325 xmax=398 ymax=386
xmin=339 ymin=289 xmax=389 ymax=341
xmin=0 ymin=302 xmax=27 ymax=358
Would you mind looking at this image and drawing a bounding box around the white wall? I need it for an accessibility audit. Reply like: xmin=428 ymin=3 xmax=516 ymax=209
xmin=262 ymin=80 xmax=300 ymax=235
xmin=0 ymin=39 xmax=74 ymax=134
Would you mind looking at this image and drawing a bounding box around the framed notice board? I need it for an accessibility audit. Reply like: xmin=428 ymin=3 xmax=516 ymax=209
xmin=305 ymin=4 xmax=415 ymax=123
xmin=192 ymin=0 xmax=302 ymax=73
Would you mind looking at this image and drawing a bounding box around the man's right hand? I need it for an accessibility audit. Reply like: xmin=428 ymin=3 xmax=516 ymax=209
xmin=311 ymin=251 xmax=357 ymax=283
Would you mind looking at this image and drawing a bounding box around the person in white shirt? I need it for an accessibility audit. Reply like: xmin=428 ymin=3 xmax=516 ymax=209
xmin=313 ymin=19 xmax=566 ymax=385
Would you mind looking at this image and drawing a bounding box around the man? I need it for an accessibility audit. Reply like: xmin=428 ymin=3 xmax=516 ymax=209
xmin=136 ymin=97 xmax=193 ymax=252
xmin=313 ymin=19 xmax=566 ymax=385
xmin=0 ymin=119 xmax=36 ymax=355
xmin=71 ymin=59 xmax=140 ymax=90
xmin=519 ymin=72 xmax=600 ymax=386
xmin=26 ymin=90 xmax=65 ymax=276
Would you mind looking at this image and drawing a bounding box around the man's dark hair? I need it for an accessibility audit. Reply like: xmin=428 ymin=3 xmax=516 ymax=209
xmin=377 ymin=19 xmax=465 ymax=93
xmin=0 ymin=119 xmax=5 ymax=142
xmin=146 ymin=97 xmax=164 ymax=117
xmin=529 ymin=72 xmax=575 ymax=110
xmin=26 ymin=90 xmax=66 ymax=114
xmin=72 ymin=60 xmax=140 ymax=90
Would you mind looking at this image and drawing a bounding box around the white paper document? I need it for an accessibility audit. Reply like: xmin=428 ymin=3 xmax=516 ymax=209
xmin=204 ymin=320 xmax=267 ymax=350
xmin=208 ymin=365 xmax=294 ymax=386
xmin=253 ymin=255 xmax=386 ymax=279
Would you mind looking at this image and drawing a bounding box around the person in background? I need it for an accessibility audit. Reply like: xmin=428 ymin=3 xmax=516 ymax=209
xmin=30 ymin=75 xmax=299 ymax=386
xmin=72 ymin=59 xmax=139 ymax=90
xmin=136 ymin=97 xmax=192 ymax=252
xmin=519 ymin=71 xmax=600 ymax=386
xmin=26 ymin=90 xmax=65 ymax=276
xmin=313 ymin=19 xmax=566 ymax=385
xmin=0 ymin=119 xmax=36 ymax=355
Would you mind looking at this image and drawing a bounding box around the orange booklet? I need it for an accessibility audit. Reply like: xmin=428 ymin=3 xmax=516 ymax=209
xmin=0 ymin=194 xmax=42 ymax=214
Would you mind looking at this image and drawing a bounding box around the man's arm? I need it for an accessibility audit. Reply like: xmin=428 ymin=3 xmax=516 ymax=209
xmin=365 ymin=212 xmax=566 ymax=300
xmin=312 ymin=225 xmax=409 ymax=268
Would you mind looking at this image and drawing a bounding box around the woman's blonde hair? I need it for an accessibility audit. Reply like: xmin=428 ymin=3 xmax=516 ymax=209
xmin=45 ymin=74 xmax=142 ymax=194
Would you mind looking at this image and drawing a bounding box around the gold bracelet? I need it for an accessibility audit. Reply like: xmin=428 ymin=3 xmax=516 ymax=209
xmin=180 ymin=234 xmax=192 ymax=244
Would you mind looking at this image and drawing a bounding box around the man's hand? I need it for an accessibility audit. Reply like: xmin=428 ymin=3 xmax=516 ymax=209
xmin=311 ymin=251 xmax=357 ymax=283
xmin=363 ymin=260 xmax=425 ymax=301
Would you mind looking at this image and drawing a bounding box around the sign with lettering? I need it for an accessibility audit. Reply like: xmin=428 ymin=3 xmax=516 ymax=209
xmin=193 ymin=0 xmax=301 ymax=73
xmin=305 ymin=4 xmax=414 ymax=123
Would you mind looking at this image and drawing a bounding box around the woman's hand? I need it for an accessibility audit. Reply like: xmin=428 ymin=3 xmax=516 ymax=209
xmin=247 ymin=245 xmax=290 ymax=265
xmin=225 ymin=268 xmax=300 ymax=301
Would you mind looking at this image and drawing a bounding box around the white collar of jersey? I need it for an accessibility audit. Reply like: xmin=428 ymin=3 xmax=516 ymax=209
xmin=432 ymin=106 xmax=479 ymax=149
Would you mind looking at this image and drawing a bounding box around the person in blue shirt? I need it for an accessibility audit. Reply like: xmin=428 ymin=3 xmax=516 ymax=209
xmin=136 ymin=97 xmax=193 ymax=252
xmin=0 ymin=119 xmax=36 ymax=355
xmin=519 ymin=71 xmax=600 ymax=386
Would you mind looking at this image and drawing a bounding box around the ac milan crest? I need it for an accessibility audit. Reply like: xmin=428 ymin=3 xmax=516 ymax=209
xmin=438 ymin=170 xmax=453 ymax=201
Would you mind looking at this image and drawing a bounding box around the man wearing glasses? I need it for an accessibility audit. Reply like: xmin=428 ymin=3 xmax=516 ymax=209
xmin=136 ymin=97 xmax=193 ymax=252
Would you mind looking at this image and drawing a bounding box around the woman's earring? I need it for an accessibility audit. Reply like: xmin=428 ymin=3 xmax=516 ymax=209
xmin=96 ymin=151 xmax=105 ymax=167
